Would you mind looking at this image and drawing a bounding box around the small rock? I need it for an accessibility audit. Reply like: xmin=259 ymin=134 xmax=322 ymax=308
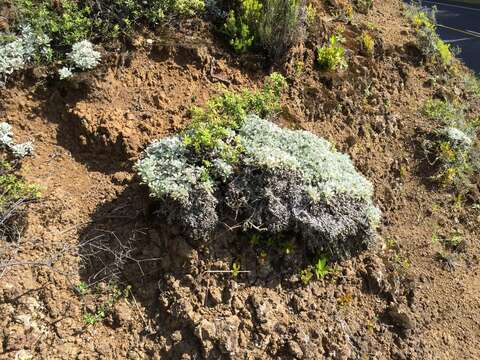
xmin=55 ymin=317 xmax=80 ymax=338
xmin=112 ymin=171 xmax=132 ymax=185
xmin=113 ymin=301 xmax=133 ymax=327
xmin=208 ymin=287 xmax=222 ymax=307
xmin=171 ymin=330 xmax=182 ymax=343
xmin=384 ymin=305 xmax=414 ymax=331
xmin=288 ymin=340 xmax=304 ymax=359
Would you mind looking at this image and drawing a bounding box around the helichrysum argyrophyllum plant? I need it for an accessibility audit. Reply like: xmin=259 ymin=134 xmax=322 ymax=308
xmin=137 ymin=74 xmax=380 ymax=258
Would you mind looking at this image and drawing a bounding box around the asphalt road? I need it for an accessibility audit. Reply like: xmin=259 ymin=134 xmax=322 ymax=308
xmin=419 ymin=0 xmax=480 ymax=72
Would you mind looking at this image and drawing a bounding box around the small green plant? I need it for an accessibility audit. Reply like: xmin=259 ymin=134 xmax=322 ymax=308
xmin=385 ymin=238 xmax=398 ymax=250
xmin=442 ymin=232 xmax=464 ymax=251
xmin=81 ymin=281 xmax=131 ymax=325
xmin=305 ymin=3 xmax=316 ymax=26
xmin=300 ymin=268 xmax=313 ymax=285
xmin=75 ymin=281 xmax=89 ymax=296
xmin=316 ymin=35 xmax=348 ymax=71
xmin=393 ymin=253 xmax=410 ymax=271
xmin=83 ymin=308 xmax=106 ymax=325
xmin=405 ymin=1 xmax=436 ymax=30
xmin=359 ymin=31 xmax=374 ymax=56
xmin=231 ymin=262 xmax=241 ymax=277
xmin=313 ymin=256 xmax=332 ymax=279
xmin=354 ymin=0 xmax=373 ymax=14
xmin=0 ymin=160 xmax=40 ymax=241
xmin=436 ymin=39 xmax=453 ymax=66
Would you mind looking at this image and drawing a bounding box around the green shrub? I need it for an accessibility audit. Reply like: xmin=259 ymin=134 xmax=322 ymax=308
xmin=422 ymin=99 xmax=479 ymax=191
xmin=13 ymin=0 xmax=92 ymax=47
xmin=359 ymin=31 xmax=374 ymax=56
xmin=405 ymin=1 xmax=436 ymax=29
xmin=224 ymin=0 xmax=305 ymax=58
xmin=316 ymin=34 xmax=348 ymax=71
xmin=223 ymin=1 xmax=260 ymax=54
xmin=85 ymin=0 xmax=205 ymax=40
xmin=405 ymin=2 xmax=454 ymax=68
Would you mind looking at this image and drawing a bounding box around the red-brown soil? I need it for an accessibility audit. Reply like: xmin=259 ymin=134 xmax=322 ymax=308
xmin=1 ymin=1 xmax=479 ymax=359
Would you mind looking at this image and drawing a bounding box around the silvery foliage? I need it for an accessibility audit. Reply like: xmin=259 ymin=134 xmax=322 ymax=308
xmin=11 ymin=142 xmax=34 ymax=158
xmin=0 ymin=25 xmax=51 ymax=86
xmin=138 ymin=115 xmax=380 ymax=257
xmin=58 ymin=67 xmax=73 ymax=80
xmin=239 ymin=116 xmax=375 ymax=202
xmin=0 ymin=122 xmax=13 ymax=147
xmin=68 ymin=40 xmax=101 ymax=71
xmin=417 ymin=26 xmax=439 ymax=59
xmin=137 ymin=137 xmax=208 ymax=202
xmin=441 ymin=127 xmax=473 ymax=148
xmin=0 ymin=122 xmax=34 ymax=158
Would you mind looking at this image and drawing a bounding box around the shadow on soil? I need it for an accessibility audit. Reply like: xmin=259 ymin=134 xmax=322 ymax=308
xmin=76 ymin=181 xmax=342 ymax=358
xmin=30 ymin=77 xmax=131 ymax=174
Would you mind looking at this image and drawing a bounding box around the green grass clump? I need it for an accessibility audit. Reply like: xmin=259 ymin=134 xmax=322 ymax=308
xmin=316 ymin=35 xmax=348 ymax=71
xmin=422 ymin=99 xmax=463 ymax=125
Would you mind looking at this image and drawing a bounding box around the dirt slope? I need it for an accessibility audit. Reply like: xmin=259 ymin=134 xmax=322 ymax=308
xmin=1 ymin=0 xmax=479 ymax=359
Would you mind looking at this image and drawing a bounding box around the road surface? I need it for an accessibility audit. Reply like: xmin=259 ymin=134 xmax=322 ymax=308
xmin=417 ymin=0 xmax=480 ymax=73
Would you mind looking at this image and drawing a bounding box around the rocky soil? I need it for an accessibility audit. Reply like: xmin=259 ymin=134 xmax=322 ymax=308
xmin=1 ymin=1 xmax=479 ymax=359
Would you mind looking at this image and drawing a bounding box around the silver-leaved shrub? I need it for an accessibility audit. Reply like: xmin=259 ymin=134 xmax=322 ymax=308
xmin=68 ymin=40 xmax=101 ymax=71
xmin=137 ymin=114 xmax=380 ymax=258
xmin=0 ymin=25 xmax=51 ymax=86
xmin=0 ymin=122 xmax=34 ymax=158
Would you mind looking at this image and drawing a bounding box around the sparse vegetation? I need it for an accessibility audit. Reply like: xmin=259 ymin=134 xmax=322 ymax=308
xmin=316 ymin=34 xmax=348 ymax=71
xmin=354 ymin=0 xmax=373 ymax=14
xmin=0 ymin=123 xmax=39 ymax=242
xmin=422 ymin=99 xmax=479 ymax=192
xmin=2 ymin=1 xmax=480 ymax=357
xmin=405 ymin=1 xmax=455 ymax=69
xmin=79 ymin=281 xmax=131 ymax=326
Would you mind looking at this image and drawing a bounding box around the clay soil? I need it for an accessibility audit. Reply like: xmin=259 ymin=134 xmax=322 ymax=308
xmin=1 ymin=1 xmax=479 ymax=359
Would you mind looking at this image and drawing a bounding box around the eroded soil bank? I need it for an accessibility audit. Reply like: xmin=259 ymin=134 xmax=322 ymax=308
xmin=1 ymin=0 xmax=479 ymax=359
